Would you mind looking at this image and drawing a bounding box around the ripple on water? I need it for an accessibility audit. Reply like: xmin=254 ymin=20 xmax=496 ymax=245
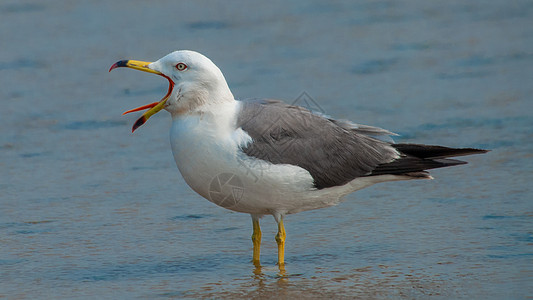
xmin=187 ymin=21 xmax=230 ymax=30
xmin=0 ymin=3 xmax=46 ymax=13
xmin=0 ymin=59 xmax=45 ymax=70
xmin=351 ymin=58 xmax=399 ymax=75
xmin=62 ymin=120 xmax=127 ymax=130
xmin=67 ymin=254 xmax=234 ymax=282
xmin=170 ymin=214 xmax=214 ymax=221
xmin=1 ymin=220 xmax=56 ymax=235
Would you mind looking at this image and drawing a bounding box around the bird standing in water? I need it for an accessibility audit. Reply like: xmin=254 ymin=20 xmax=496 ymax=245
xmin=109 ymin=50 xmax=487 ymax=270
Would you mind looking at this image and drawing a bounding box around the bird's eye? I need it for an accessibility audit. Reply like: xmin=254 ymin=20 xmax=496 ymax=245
xmin=175 ymin=63 xmax=187 ymax=71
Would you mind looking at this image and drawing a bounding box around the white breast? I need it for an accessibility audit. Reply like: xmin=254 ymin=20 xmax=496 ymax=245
xmin=168 ymin=101 xmax=398 ymax=215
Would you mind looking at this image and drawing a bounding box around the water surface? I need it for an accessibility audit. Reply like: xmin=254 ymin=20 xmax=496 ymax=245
xmin=1 ymin=0 xmax=532 ymax=299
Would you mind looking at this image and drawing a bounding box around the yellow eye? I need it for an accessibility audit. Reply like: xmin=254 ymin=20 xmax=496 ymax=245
xmin=175 ymin=63 xmax=187 ymax=71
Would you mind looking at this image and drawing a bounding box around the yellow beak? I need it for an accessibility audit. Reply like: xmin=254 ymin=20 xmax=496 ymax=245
xmin=109 ymin=60 xmax=174 ymax=132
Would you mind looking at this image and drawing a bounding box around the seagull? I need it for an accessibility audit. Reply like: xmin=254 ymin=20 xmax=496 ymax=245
xmin=109 ymin=50 xmax=487 ymax=269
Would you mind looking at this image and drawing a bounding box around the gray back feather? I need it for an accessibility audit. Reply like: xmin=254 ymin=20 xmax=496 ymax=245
xmin=236 ymin=99 xmax=399 ymax=189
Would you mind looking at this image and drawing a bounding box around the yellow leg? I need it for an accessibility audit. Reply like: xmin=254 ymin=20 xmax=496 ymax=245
xmin=251 ymin=216 xmax=261 ymax=267
xmin=275 ymin=217 xmax=286 ymax=267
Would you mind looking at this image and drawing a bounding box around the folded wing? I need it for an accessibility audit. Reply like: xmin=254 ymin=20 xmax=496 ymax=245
xmin=237 ymin=99 xmax=487 ymax=189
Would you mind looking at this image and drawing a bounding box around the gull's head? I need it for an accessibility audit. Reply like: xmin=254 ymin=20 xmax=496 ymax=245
xmin=109 ymin=50 xmax=233 ymax=132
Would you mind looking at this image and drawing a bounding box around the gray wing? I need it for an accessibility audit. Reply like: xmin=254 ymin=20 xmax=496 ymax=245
xmin=236 ymin=99 xmax=399 ymax=189
xmin=236 ymin=99 xmax=488 ymax=189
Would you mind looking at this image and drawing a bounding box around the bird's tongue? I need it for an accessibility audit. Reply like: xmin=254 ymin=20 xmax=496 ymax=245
xmin=123 ymin=78 xmax=174 ymax=132
xmin=122 ymin=102 xmax=159 ymax=115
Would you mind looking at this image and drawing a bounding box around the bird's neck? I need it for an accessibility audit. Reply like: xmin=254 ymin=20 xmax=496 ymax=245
xmin=171 ymin=96 xmax=241 ymax=137
xmin=168 ymin=81 xmax=235 ymax=117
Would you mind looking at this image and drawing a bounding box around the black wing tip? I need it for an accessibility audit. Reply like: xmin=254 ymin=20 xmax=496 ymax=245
xmin=474 ymin=148 xmax=490 ymax=154
xmin=393 ymin=144 xmax=490 ymax=159
xmin=455 ymin=147 xmax=490 ymax=153
xmin=433 ymin=158 xmax=468 ymax=166
xmin=449 ymin=147 xmax=490 ymax=158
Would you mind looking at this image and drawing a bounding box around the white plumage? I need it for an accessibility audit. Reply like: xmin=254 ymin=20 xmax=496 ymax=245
xmin=109 ymin=50 xmax=487 ymax=269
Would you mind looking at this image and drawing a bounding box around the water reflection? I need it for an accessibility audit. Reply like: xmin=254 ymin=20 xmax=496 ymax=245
xmin=251 ymin=263 xmax=287 ymax=279
xmin=250 ymin=264 xmax=291 ymax=297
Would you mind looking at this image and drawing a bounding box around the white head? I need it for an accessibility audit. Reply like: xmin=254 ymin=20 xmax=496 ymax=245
xmin=149 ymin=50 xmax=234 ymax=114
xmin=110 ymin=50 xmax=234 ymax=131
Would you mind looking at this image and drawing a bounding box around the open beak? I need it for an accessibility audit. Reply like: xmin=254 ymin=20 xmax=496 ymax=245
xmin=109 ymin=60 xmax=174 ymax=132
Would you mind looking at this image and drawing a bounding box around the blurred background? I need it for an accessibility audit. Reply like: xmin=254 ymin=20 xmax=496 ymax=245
xmin=1 ymin=1 xmax=532 ymax=299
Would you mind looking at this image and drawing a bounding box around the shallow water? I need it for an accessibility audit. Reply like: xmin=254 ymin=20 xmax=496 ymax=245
xmin=1 ymin=0 xmax=532 ymax=299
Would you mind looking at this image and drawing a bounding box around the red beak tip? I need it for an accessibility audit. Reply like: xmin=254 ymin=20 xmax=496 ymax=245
xmin=109 ymin=60 xmax=129 ymax=73
xmin=131 ymin=116 xmax=146 ymax=133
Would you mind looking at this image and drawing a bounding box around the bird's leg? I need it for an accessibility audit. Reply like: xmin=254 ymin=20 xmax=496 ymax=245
xmin=275 ymin=215 xmax=286 ymax=267
xmin=251 ymin=215 xmax=262 ymax=267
